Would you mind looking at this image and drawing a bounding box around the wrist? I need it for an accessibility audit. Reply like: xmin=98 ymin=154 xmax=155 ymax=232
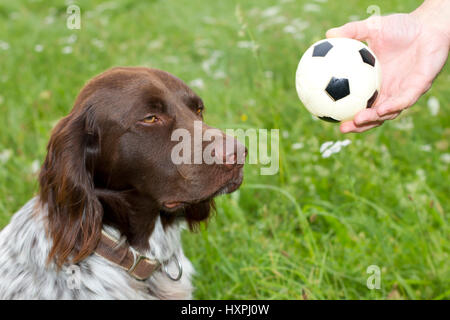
xmin=411 ymin=0 xmax=450 ymax=45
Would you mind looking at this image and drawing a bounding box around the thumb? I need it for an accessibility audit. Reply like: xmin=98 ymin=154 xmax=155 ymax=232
xmin=326 ymin=20 xmax=370 ymax=41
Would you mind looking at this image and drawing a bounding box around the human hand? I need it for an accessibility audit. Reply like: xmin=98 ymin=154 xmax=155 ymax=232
xmin=326 ymin=3 xmax=450 ymax=133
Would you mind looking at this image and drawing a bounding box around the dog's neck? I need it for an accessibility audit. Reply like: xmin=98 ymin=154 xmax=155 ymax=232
xmin=97 ymin=188 xmax=212 ymax=252
xmin=99 ymin=189 xmax=162 ymax=251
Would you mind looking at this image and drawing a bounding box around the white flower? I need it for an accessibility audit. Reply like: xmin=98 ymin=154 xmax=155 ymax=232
xmin=320 ymin=141 xmax=334 ymax=153
xmin=267 ymin=16 xmax=287 ymax=25
xmin=257 ymin=15 xmax=288 ymax=32
xmin=248 ymin=8 xmax=261 ymax=17
xmin=420 ymin=145 xmax=432 ymax=152
xmin=283 ymin=25 xmax=297 ymax=34
xmin=212 ymin=70 xmax=227 ymax=79
xmin=292 ymin=18 xmax=310 ymax=30
xmin=34 ymin=44 xmax=44 ymax=52
xmin=264 ymin=71 xmax=273 ymax=79
xmin=261 ymin=6 xmax=281 ymax=18
xmin=62 ymin=46 xmax=73 ymax=54
xmin=320 ymin=140 xmax=351 ymax=158
xmin=393 ymin=118 xmax=414 ymax=130
xmin=148 ymin=38 xmax=164 ymax=50
xmin=231 ymin=189 xmax=240 ymax=202
xmin=44 ymin=15 xmax=55 ymax=25
xmin=189 ymin=79 xmax=205 ymax=90
xmin=304 ymin=3 xmax=321 ymax=12
xmin=201 ymin=50 xmax=223 ymax=75
xmin=321 ymin=150 xmax=331 ymax=158
xmin=416 ymin=169 xmax=426 ymax=181
xmin=30 ymin=160 xmax=40 ymax=174
xmin=0 ymin=149 xmax=13 ymax=164
xmin=326 ymin=142 xmax=342 ymax=154
xmin=9 ymin=12 xmax=20 ymax=20
xmin=91 ymin=38 xmax=104 ymax=49
xmin=95 ymin=2 xmax=119 ymax=13
xmin=292 ymin=142 xmax=304 ymax=150
xmin=164 ymin=56 xmax=179 ymax=64
xmin=66 ymin=34 xmax=77 ymax=44
xmin=283 ymin=18 xmax=310 ymax=34
xmin=294 ymin=33 xmax=305 ymax=41
xmin=0 ymin=40 xmax=10 ymax=50
xmin=441 ymin=153 xmax=450 ymax=164
xmin=427 ymin=96 xmax=439 ymax=116
xmin=237 ymin=41 xmax=259 ymax=50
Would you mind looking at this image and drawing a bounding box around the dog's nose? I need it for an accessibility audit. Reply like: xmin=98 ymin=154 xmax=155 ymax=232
xmin=214 ymin=136 xmax=247 ymax=169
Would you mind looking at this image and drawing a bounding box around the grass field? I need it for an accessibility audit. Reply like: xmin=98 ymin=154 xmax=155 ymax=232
xmin=0 ymin=0 xmax=448 ymax=299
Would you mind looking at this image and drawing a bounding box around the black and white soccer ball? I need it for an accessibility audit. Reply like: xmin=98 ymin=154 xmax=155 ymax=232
xmin=295 ymin=38 xmax=381 ymax=122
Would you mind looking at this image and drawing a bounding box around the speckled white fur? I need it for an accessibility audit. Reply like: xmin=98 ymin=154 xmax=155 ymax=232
xmin=0 ymin=197 xmax=195 ymax=300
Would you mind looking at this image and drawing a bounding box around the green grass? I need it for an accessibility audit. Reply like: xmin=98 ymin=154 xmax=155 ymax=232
xmin=0 ymin=0 xmax=448 ymax=299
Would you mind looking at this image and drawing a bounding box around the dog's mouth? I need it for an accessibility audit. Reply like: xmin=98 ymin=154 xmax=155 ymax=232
xmin=162 ymin=170 xmax=244 ymax=212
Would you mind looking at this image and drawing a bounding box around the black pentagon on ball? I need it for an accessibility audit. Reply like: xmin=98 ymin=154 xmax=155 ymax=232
xmin=366 ymin=90 xmax=378 ymax=108
xmin=312 ymin=41 xmax=333 ymax=57
xmin=359 ymin=48 xmax=376 ymax=67
xmin=325 ymin=77 xmax=350 ymax=101
xmin=319 ymin=116 xmax=340 ymax=123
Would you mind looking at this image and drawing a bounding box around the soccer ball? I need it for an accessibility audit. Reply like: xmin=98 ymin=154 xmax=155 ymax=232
xmin=295 ymin=38 xmax=381 ymax=122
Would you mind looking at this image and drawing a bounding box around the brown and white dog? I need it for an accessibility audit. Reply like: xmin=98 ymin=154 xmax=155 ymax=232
xmin=0 ymin=67 xmax=246 ymax=299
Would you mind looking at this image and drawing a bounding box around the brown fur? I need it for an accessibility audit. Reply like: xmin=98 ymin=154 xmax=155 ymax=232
xmin=39 ymin=67 xmax=245 ymax=267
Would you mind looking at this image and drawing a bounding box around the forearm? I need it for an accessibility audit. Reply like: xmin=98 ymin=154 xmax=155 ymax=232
xmin=411 ymin=0 xmax=450 ymax=45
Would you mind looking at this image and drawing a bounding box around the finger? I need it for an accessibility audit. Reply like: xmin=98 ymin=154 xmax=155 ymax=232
xmin=353 ymin=108 xmax=381 ymax=126
xmin=376 ymin=91 xmax=419 ymax=116
xmin=378 ymin=111 xmax=401 ymax=121
xmin=354 ymin=108 xmax=401 ymax=125
xmin=340 ymin=120 xmax=383 ymax=133
xmin=326 ymin=20 xmax=370 ymax=41
xmin=355 ymin=121 xmax=383 ymax=133
xmin=340 ymin=121 xmax=357 ymax=133
xmin=376 ymin=99 xmax=407 ymax=116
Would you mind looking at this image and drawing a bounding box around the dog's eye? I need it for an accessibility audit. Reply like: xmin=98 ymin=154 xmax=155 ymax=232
xmin=143 ymin=115 xmax=158 ymax=124
xmin=196 ymin=108 xmax=203 ymax=115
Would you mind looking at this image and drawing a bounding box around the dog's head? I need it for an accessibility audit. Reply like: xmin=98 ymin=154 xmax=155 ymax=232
xmin=39 ymin=67 xmax=246 ymax=266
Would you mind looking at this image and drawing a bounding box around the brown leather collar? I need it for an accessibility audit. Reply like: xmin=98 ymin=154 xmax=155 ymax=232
xmin=94 ymin=230 xmax=161 ymax=281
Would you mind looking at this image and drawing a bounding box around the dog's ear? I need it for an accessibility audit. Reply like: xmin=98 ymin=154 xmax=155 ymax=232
xmin=39 ymin=105 xmax=103 ymax=267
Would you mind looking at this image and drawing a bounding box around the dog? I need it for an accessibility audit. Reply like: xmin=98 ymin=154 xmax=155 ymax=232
xmin=0 ymin=67 xmax=246 ymax=299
